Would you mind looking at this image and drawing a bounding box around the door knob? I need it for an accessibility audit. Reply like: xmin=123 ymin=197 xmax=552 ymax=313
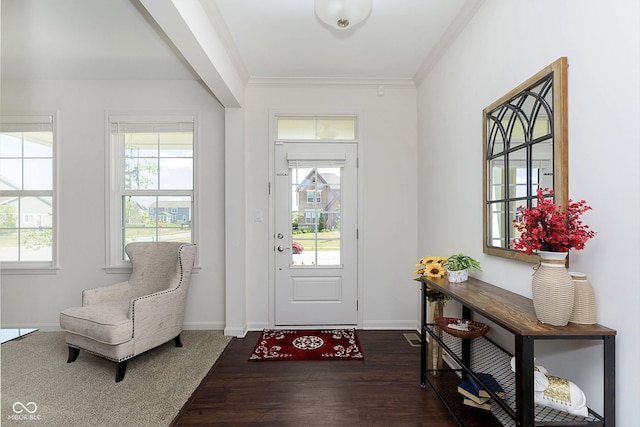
xmin=277 ymin=245 xmax=288 ymax=252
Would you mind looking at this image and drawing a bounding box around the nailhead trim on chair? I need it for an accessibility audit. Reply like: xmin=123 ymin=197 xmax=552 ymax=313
xmin=64 ymin=243 xmax=196 ymax=383
xmin=71 ymin=346 xmax=134 ymax=363
xmin=86 ymin=244 xmax=194 ymax=363
xmin=129 ymin=244 xmax=192 ymax=343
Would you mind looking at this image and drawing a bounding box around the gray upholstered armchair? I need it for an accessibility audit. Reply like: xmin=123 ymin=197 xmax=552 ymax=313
xmin=59 ymin=242 xmax=196 ymax=382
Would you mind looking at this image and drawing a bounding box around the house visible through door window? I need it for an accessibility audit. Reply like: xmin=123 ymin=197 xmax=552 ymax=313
xmin=107 ymin=115 xmax=194 ymax=266
xmin=0 ymin=115 xmax=56 ymax=269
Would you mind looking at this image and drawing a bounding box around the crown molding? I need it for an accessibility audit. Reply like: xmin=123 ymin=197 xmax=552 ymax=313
xmin=247 ymin=76 xmax=416 ymax=89
xmin=199 ymin=0 xmax=250 ymax=84
xmin=413 ymin=0 xmax=485 ymax=85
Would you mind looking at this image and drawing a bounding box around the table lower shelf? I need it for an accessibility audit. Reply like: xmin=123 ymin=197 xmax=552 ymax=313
xmin=422 ymin=324 xmax=604 ymax=427
xmin=423 ymin=369 xmax=504 ymax=427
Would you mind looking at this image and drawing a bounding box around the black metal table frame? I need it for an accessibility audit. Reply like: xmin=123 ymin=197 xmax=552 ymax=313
xmin=419 ymin=280 xmax=615 ymax=427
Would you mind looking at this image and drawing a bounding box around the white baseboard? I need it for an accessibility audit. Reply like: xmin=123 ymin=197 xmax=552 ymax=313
xmin=362 ymin=320 xmax=419 ymax=330
xmin=1 ymin=322 xmax=60 ymax=332
xmin=245 ymin=321 xmax=269 ymax=332
xmin=3 ymin=321 xmax=229 ymax=332
xmin=443 ymin=353 xmax=460 ymax=370
xmin=224 ymin=325 xmax=248 ymax=337
xmin=183 ymin=321 xmax=226 ymax=330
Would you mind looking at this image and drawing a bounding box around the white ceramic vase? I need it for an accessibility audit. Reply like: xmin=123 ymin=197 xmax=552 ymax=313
xmin=532 ymin=251 xmax=574 ymax=326
xmin=569 ymin=272 xmax=597 ymax=324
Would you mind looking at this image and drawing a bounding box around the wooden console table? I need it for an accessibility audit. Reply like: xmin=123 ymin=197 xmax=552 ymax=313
xmin=419 ymin=276 xmax=616 ymax=427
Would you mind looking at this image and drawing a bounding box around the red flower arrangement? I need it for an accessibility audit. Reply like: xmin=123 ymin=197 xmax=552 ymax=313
xmin=512 ymin=188 xmax=596 ymax=255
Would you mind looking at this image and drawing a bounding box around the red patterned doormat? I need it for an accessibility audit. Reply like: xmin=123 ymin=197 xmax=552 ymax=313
xmin=249 ymin=329 xmax=364 ymax=361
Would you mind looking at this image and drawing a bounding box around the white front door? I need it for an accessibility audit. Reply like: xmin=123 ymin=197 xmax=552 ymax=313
xmin=274 ymin=142 xmax=358 ymax=326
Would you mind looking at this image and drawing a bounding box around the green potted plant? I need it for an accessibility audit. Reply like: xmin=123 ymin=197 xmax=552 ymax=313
xmin=443 ymin=253 xmax=482 ymax=283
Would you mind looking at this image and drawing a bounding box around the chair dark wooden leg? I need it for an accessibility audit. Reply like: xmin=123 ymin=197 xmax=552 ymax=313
xmin=116 ymin=361 xmax=127 ymax=382
xmin=173 ymin=334 xmax=183 ymax=347
xmin=67 ymin=346 xmax=80 ymax=363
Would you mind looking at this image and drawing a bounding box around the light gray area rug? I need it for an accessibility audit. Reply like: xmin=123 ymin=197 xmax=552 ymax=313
xmin=1 ymin=330 xmax=231 ymax=426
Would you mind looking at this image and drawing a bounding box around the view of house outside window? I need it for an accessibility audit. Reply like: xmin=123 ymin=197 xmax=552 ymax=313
xmin=291 ymin=166 xmax=342 ymax=266
xmin=110 ymin=117 xmax=194 ymax=263
xmin=0 ymin=115 xmax=55 ymax=265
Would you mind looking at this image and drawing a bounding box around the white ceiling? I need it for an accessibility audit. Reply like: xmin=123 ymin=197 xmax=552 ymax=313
xmin=1 ymin=0 xmax=196 ymax=80
xmin=1 ymin=0 xmax=478 ymax=82
xmin=211 ymin=0 xmax=470 ymax=79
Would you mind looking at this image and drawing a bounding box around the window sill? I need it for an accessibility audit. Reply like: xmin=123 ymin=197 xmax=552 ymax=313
xmin=1 ymin=265 xmax=60 ymax=275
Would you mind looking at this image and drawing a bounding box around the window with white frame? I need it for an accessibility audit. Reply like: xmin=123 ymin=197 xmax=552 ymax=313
xmin=306 ymin=190 xmax=321 ymax=203
xmin=108 ymin=115 xmax=194 ymax=266
xmin=276 ymin=116 xmax=357 ymax=140
xmin=0 ymin=115 xmax=56 ymax=268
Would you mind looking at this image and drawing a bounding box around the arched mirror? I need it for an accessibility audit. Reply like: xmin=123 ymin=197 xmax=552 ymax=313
xmin=482 ymin=57 xmax=568 ymax=263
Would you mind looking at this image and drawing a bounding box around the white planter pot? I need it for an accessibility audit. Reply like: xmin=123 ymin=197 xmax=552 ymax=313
xmin=447 ymin=269 xmax=468 ymax=283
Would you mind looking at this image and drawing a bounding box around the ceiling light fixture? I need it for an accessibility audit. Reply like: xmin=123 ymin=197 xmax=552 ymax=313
xmin=314 ymin=0 xmax=372 ymax=30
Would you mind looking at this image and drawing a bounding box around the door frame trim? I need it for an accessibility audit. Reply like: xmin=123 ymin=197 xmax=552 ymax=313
xmin=267 ymin=110 xmax=363 ymax=329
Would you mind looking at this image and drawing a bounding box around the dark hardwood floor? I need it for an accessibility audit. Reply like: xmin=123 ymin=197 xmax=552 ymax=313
xmin=171 ymin=330 xmax=458 ymax=426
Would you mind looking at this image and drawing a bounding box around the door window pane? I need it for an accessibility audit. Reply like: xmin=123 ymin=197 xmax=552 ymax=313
xmin=277 ymin=117 xmax=356 ymax=140
xmin=290 ymin=166 xmax=341 ymax=266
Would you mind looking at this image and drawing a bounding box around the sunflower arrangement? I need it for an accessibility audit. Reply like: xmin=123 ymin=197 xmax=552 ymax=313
xmin=414 ymin=256 xmax=447 ymax=277
xmin=414 ymin=256 xmax=449 ymax=303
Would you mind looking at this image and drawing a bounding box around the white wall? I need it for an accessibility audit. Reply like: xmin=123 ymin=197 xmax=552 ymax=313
xmin=0 ymin=79 xmax=227 ymax=330
xmin=416 ymin=0 xmax=640 ymax=424
xmin=1 ymin=78 xmax=422 ymax=334
xmin=242 ymin=81 xmax=419 ymax=330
